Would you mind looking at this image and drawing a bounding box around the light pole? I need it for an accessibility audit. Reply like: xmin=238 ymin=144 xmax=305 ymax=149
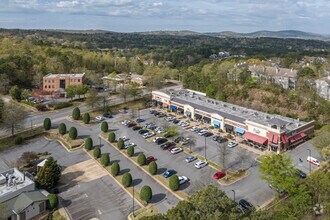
xmin=307 ymin=148 xmax=311 ymax=174
xmin=204 ymin=136 xmax=207 ymax=161
xmin=99 ymin=137 xmax=102 ymax=148
xmin=132 ymin=181 xmax=135 ymax=217
xmin=231 ymin=189 xmax=236 ymax=202
xmin=30 ymin=119 xmax=33 ymax=130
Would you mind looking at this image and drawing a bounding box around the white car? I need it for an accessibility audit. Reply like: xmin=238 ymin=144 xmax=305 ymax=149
xmin=178 ymin=176 xmax=189 ymax=185
xmin=165 ymin=116 xmax=174 ymax=121
xmin=177 ymin=121 xmax=183 ymax=126
xmin=228 ymin=142 xmax=238 ymax=148
xmin=191 ymin=126 xmax=199 ymax=132
xmin=95 ymin=116 xmax=105 ymax=122
xmin=157 ymin=129 xmax=165 ymax=134
xmin=122 ymin=136 xmax=129 ymax=142
xmin=194 ymin=160 xmax=208 ymax=169
xmin=121 ymin=120 xmax=130 ymax=125
xmin=198 ymin=130 xmax=208 ymax=136
xmin=143 ymin=132 xmax=155 ymax=139
xmin=171 ymin=147 xmax=183 ymax=154
xmin=124 ymin=142 xmax=136 ymax=149
xmin=181 ymin=122 xmax=190 ymax=127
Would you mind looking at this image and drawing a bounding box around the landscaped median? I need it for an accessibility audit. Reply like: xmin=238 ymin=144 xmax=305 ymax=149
xmin=100 ymin=132 xmax=189 ymax=201
xmin=45 ymin=128 xmax=84 ymax=151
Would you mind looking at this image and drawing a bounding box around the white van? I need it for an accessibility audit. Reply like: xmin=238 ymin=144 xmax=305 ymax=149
xmin=307 ymin=156 xmax=320 ymax=167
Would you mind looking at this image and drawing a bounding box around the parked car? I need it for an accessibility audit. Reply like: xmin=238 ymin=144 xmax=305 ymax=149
xmin=228 ymin=142 xmax=238 ymax=148
xmin=268 ymin=184 xmax=285 ymax=194
xmin=178 ymin=176 xmax=189 ymax=185
xmin=194 ymin=160 xmax=208 ymax=169
xmin=198 ymin=130 xmax=208 ymax=136
xmin=156 ymin=138 xmax=168 ymax=145
xmin=174 ymin=136 xmax=185 ymax=143
xmin=127 ymin=122 xmax=137 ymax=128
xmin=296 ymin=169 xmax=307 ymax=179
xmin=160 ymin=142 xmax=176 ymax=150
xmin=138 ymin=129 xmax=148 ymax=135
xmin=213 ymin=136 xmax=227 ymax=143
xmin=181 ymin=138 xmax=191 ymax=145
xmin=122 ymin=120 xmax=130 ymax=125
xmin=239 ymin=199 xmax=253 ymax=210
xmin=172 ymin=119 xmax=180 ymax=124
xmin=203 ymin=132 xmax=213 ymax=137
xmin=102 ymin=113 xmax=113 ymax=118
xmin=167 ymin=146 xmax=175 ymax=152
xmin=153 ymin=111 xmax=160 ymax=116
xmin=149 ymin=109 xmax=156 ymax=114
xmin=124 ymin=143 xmax=136 ymax=149
xmin=185 ymin=156 xmax=197 ymax=163
xmin=157 ymin=128 xmax=166 ymax=134
xmin=307 ymin=156 xmax=320 ymax=166
xmin=162 ymin=170 xmax=176 ymax=178
xmin=165 ymin=116 xmax=173 ymax=121
xmin=171 ymin=147 xmax=183 ymax=154
xmin=157 ymin=113 xmax=166 ymax=118
xmin=136 ymin=118 xmax=145 ymax=123
xmin=213 ymin=171 xmax=226 ymax=179
xmin=191 ymin=126 xmax=199 ymax=132
xmin=122 ymin=136 xmax=129 ymax=142
xmin=146 ymin=156 xmax=155 ymax=164
xmin=180 ymin=122 xmax=190 ymax=127
xmin=164 ymin=133 xmax=174 ymax=138
xmin=142 ymin=132 xmax=155 ymax=139
xmin=132 ymin=126 xmax=142 ymax=131
xmin=95 ymin=116 xmax=105 ymax=122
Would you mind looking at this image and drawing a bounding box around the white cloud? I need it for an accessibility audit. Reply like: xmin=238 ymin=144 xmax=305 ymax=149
xmin=153 ymin=2 xmax=163 ymax=6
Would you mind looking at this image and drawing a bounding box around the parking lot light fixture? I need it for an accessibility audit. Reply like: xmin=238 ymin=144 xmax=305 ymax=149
xmin=133 ymin=182 xmax=135 ymax=217
xmin=204 ymin=136 xmax=207 ymax=160
xmin=99 ymin=137 xmax=101 ymax=148
xmin=307 ymin=148 xmax=311 ymax=174
xmin=231 ymin=189 xmax=236 ymax=202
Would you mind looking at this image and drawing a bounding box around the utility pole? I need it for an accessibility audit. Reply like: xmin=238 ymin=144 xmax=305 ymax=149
xmin=307 ymin=149 xmax=311 ymax=174
xmin=132 ymin=183 xmax=135 ymax=217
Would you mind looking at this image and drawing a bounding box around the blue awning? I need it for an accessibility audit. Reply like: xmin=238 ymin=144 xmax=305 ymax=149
xmin=235 ymin=127 xmax=245 ymax=134
xmin=170 ymin=105 xmax=177 ymax=110
xmin=213 ymin=120 xmax=221 ymax=127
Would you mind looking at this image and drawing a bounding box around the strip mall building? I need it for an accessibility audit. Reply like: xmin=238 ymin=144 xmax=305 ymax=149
xmin=152 ymin=89 xmax=314 ymax=152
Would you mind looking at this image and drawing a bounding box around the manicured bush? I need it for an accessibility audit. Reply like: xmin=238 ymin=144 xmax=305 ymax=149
xmin=122 ymin=173 xmax=132 ymax=187
xmin=43 ymin=118 xmax=51 ymax=130
xmin=84 ymin=137 xmax=93 ymax=150
xmin=14 ymin=136 xmax=24 ymax=145
xmin=111 ymin=162 xmax=120 ymax=176
xmin=100 ymin=153 xmax=110 ymax=167
xmin=127 ymin=145 xmax=134 ymax=157
xmin=53 ymin=102 xmax=73 ymax=110
xmin=72 ymin=107 xmax=81 ymax=120
xmin=148 ymin=161 xmax=157 ymax=175
xmin=108 ymin=132 xmax=116 ymax=143
xmin=137 ymin=153 xmax=146 ymax=166
xmin=35 ymin=104 xmax=48 ymax=111
xmin=93 ymin=147 xmax=101 ymax=158
xmin=169 ymin=174 xmax=180 ymax=191
xmin=140 ymin=185 xmax=152 ymax=203
xmin=101 ymin=121 xmax=108 ymax=132
xmin=83 ymin=113 xmax=90 ymax=124
xmin=58 ymin=123 xmax=67 ymax=135
xmin=117 ymin=138 xmax=124 ymax=150
xmin=69 ymin=127 xmax=78 ymax=140
xmin=47 ymin=194 xmax=59 ymax=210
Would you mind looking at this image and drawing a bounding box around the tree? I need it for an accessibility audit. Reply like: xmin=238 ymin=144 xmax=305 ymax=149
xmin=35 ymin=157 xmax=61 ymax=190
xmin=0 ymin=203 xmax=8 ymax=220
xmin=84 ymin=137 xmax=93 ymax=150
xmin=237 ymin=149 xmax=249 ymax=171
xmin=85 ymin=88 xmax=101 ymax=109
xmin=1 ymin=103 xmax=26 ymax=136
xmin=93 ymin=147 xmax=101 ymax=158
xmin=186 ymin=135 xmax=196 ymax=153
xmin=122 ymin=173 xmax=132 ymax=187
xmin=128 ymin=84 xmax=142 ymax=100
xmin=111 ymin=162 xmax=120 ymax=176
xmin=108 ymin=132 xmax=116 ymax=143
xmin=72 ymin=107 xmax=81 ymax=120
xmin=127 ymin=145 xmax=134 ymax=157
xmin=69 ymin=127 xmax=78 ymax=140
xmin=47 ymin=194 xmax=59 ymax=210
xmin=21 ymin=89 xmax=31 ymax=100
xmin=149 ymin=161 xmax=157 ymax=175
xmin=140 ymin=185 xmax=152 ymax=203
xmin=169 ymin=174 xmax=180 ymax=191
xmin=0 ymin=74 xmax=10 ymax=94
xmin=65 ymin=85 xmax=75 ymax=100
xmin=117 ymin=138 xmax=124 ymax=150
xmin=101 ymin=121 xmax=108 ymax=132
xmin=118 ymin=85 xmax=130 ymax=105
xmin=74 ymin=84 xmax=89 ymax=99
xmin=0 ymin=99 xmax=4 ymax=122
xmin=82 ymin=113 xmax=90 ymax=124
xmin=43 ymin=118 xmax=51 ymax=130
xmin=137 ymin=153 xmax=146 ymax=166
xmin=58 ymin=123 xmax=67 ymax=135
xmin=9 ymin=85 xmax=21 ymax=100
xmin=100 ymin=153 xmax=110 ymax=167
xmin=297 ymin=67 xmax=316 ymax=78
xmin=259 ymin=153 xmax=299 ymax=195
xmin=218 ymin=142 xmax=230 ymax=178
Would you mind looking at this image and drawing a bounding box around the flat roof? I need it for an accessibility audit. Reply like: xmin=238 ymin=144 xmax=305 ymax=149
xmin=157 ymin=89 xmax=307 ymax=131
xmin=44 ymin=73 xmax=85 ymax=79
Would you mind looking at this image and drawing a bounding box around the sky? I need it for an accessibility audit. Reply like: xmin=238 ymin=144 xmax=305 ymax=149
xmin=0 ymin=0 xmax=329 ymax=34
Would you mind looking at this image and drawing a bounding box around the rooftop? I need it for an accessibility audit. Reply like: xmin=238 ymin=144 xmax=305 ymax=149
xmin=159 ymin=89 xmax=307 ymax=131
xmin=43 ymin=73 xmax=85 ymax=79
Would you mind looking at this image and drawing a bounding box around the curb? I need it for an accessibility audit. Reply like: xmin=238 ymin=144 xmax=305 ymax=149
xmin=99 ymin=134 xmax=185 ymax=201
xmin=218 ymin=170 xmax=250 ymax=186
xmin=65 ymin=116 xmax=97 ymax=128
xmin=44 ymin=134 xmax=83 ymax=152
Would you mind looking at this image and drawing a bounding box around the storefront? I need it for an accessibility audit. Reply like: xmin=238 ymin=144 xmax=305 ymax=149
xmin=224 ymin=124 xmax=234 ymax=133
xmin=268 ymin=131 xmax=279 ymax=152
xmin=243 ymin=131 xmax=268 ymax=149
xmin=289 ymin=132 xmax=306 ymax=147
xmin=170 ymin=105 xmax=177 ymax=112
xmin=235 ymin=127 xmax=245 ymax=135
xmin=213 ymin=120 xmax=221 ymax=128
xmin=203 ymin=116 xmax=211 ymax=125
xmin=194 ymin=113 xmax=203 ymax=121
xmin=177 ymin=107 xmax=184 ymax=114
xmin=185 ymin=110 xmax=192 ymax=118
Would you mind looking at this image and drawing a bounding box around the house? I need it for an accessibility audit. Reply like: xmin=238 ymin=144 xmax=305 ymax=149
xmin=315 ymin=76 xmax=330 ymax=100
xmin=43 ymin=73 xmax=85 ymax=93
xmin=0 ymin=168 xmax=48 ymax=220
xmin=102 ymin=73 xmax=144 ymax=90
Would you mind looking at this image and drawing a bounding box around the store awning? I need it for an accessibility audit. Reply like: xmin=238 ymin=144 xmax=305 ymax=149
xmin=268 ymin=132 xmax=279 ymax=144
xmin=170 ymin=105 xmax=177 ymax=110
xmin=289 ymin=132 xmax=306 ymax=143
xmin=235 ymin=127 xmax=245 ymax=134
xmin=281 ymin=134 xmax=288 ymax=144
xmin=213 ymin=120 xmax=221 ymax=127
xmin=244 ymin=132 xmax=268 ymax=145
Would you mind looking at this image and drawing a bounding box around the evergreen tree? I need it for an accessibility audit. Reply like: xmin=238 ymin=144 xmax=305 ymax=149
xmin=35 ymin=157 xmax=61 ymax=190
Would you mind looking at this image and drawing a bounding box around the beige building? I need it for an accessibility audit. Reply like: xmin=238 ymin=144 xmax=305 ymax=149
xmin=43 ymin=73 xmax=85 ymax=93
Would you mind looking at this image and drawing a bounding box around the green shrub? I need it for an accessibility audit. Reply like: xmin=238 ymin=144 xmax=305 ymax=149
xmin=111 ymin=162 xmax=120 ymax=176
xmin=148 ymin=161 xmax=157 ymax=175
xmin=82 ymin=113 xmax=90 ymax=124
xmin=35 ymin=104 xmax=48 ymax=111
xmin=43 ymin=118 xmax=51 ymax=130
xmin=84 ymin=137 xmax=93 ymax=150
xmin=100 ymin=153 xmax=110 ymax=167
xmin=127 ymin=145 xmax=134 ymax=157
xmin=140 ymin=185 xmax=152 ymax=203
xmin=117 ymin=138 xmax=124 ymax=150
xmin=21 ymin=100 xmax=36 ymax=107
xmin=9 ymin=85 xmax=21 ymax=100
xmin=58 ymin=123 xmax=67 ymax=135
xmin=137 ymin=153 xmax=146 ymax=166
xmin=14 ymin=136 xmax=24 ymax=145
xmin=69 ymin=127 xmax=78 ymax=140
xmin=47 ymin=194 xmax=59 ymax=210
xmin=93 ymin=147 xmax=101 ymax=158
xmin=53 ymin=102 xmax=73 ymax=110
xmin=101 ymin=121 xmax=108 ymax=132
xmin=108 ymin=132 xmax=116 ymax=143
xmin=72 ymin=107 xmax=81 ymax=120
xmin=169 ymin=174 xmax=179 ymax=191
xmin=122 ymin=173 xmax=132 ymax=187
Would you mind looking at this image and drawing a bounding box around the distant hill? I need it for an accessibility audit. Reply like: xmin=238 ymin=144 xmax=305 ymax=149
xmin=138 ymin=30 xmax=202 ymax=36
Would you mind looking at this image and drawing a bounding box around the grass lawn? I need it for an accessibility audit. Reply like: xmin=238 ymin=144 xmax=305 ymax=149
xmin=46 ymin=129 xmax=84 ymax=150
xmin=219 ymin=169 xmax=249 ymax=185
xmin=129 ymin=205 xmax=158 ymax=220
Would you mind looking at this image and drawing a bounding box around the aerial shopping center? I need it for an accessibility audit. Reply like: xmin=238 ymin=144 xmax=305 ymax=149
xmin=152 ymin=89 xmax=314 ymax=152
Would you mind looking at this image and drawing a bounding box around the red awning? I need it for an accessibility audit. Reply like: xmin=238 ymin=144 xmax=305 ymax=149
xmin=273 ymin=135 xmax=278 ymax=144
xmin=281 ymin=134 xmax=288 ymax=144
xmin=268 ymin=132 xmax=279 ymax=144
xmin=244 ymin=132 xmax=268 ymax=145
xmin=289 ymin=132 xmax=306 ymax=143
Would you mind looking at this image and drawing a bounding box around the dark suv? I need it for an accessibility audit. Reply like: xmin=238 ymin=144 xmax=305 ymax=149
xmin=138 ymin=129 xmax=148 ymax=134
xmin=160 ymin=142 xmax=176 ymax=150
xmin=156 ymin=138 xmax=168 ymax=145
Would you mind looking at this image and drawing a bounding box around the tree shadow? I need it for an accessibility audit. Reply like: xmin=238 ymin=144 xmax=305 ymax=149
xmin=110 ymin=159 xmax=120 ymax=165
xmin=79 ymin=135 xmax=90 ymax=139
xmin=132 ymin=178 xmax=142 ymax=186
xmin=59 ymin=197 xmax=72 ymax=208
xmin=119 ymin=168 xmax=130 ymax=175
xmin=179 ymin=181 xmax=191 ymax=190
xmin=157 ymin=167 xmax=167 ymax=175
xmin=149 ymin=193 xmax=166 ymax=204
xmin=59 ymin=170 xmax=85 ymax=185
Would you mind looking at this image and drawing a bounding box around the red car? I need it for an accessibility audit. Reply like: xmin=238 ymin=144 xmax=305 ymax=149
xmin=128 ymin=122 xmax=137 ymax=128
xmin=146 ymin=156 xmax=155 ymax=164
xmin=213 ymin=171 xmax=226 ymax=179
xmin=167 ymin=146 xmax=175 ymax=152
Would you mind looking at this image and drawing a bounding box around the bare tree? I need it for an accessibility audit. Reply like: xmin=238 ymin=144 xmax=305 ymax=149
xmin=1 ymin=103 xmax=27 ymax=136
xmin=186 ymin=135 xmax=196 ymax=153
xmin=85 ymin=88 xmax=101 ymax=109
xmin=218 ymin=142 xmax=230 ymax=179
xmin=237 ymin=150 xmax=249 ymax=171
xmin=130 ymin=109 xmax=137 ymax=119
xmin=161 ymin=121 xmax=172 ymax=132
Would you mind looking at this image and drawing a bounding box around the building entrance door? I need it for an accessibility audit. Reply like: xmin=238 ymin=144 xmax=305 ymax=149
xmin=60 ymin=79 xmax=66 ymax=89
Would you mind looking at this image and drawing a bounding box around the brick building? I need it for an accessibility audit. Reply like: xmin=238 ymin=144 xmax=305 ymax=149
xmin=43 ymin=73 xmax=85 ymax=93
